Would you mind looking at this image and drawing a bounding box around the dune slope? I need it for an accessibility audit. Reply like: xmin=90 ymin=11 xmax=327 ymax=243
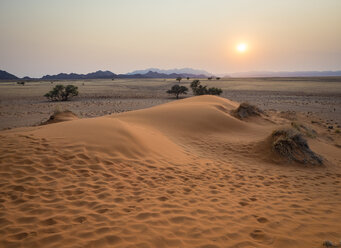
xmin=0 ymin=95 xmax=340 ymax=248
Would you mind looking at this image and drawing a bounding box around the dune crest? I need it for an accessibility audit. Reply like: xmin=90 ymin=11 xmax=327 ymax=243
xmin=1 ymin=96 xmax=340 ymax=248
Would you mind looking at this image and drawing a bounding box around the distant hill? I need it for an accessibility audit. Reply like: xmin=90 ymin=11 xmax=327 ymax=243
xmin=229 ymin=70 xmax=341 ymax=78
xmin=41 ymin=70 xmax=208 ymax=80
xmin=0 ymin=70 xmax=18 ymax=80
xmin=127 ymin=71 xmax=208 ymax=79
xmin=127 ymin=68 xmax=212 ymax=76
xmin=42 ymin=70 xmax=117 ymax=80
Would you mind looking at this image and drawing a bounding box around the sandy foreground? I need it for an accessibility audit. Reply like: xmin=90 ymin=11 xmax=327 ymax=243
xmin=0 ymin=95 xmax=340 ymax=248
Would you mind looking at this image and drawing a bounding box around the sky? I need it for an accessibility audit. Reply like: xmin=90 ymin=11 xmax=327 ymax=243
xmin=1 ymin=0 xmax=341 ymax=77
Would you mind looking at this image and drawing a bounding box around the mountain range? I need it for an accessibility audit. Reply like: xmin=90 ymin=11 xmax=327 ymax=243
xmin=126 ymin=68 xmax=212 ymax=76
xmin=1 ymin=68 xmax=341 ymax=81
xmin=0 ymin=69 xmax=209 ymax=81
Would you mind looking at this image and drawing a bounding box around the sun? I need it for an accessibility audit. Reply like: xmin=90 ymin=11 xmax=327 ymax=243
xmin=236 ymin=43 xmax=247 ymax=53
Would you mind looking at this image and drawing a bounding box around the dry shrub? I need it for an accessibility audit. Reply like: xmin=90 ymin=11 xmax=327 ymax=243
xmin=271 ymin=128 xmax=323 ymax=165
xmin=291 ymin=121 xmax=317 ymax=138
xmin=232 ymin=102 xmax=263 ymax=119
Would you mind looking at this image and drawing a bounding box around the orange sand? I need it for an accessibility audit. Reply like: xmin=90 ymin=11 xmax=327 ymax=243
xmin=0 ymin=95 xmax=340 ymax=248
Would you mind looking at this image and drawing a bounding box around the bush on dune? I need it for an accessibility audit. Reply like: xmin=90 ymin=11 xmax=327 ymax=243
xmin=271 ymin=128 xmax=323 ymax=165
xmin=232 ymin=102 xmax=263 ymax=119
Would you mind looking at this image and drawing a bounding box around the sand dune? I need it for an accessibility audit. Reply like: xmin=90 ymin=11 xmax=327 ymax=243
xmin=0 ymin=95 xmax=340 ymax=248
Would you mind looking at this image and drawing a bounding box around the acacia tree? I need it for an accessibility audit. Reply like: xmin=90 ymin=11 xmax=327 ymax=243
xmin=44 ymin=84 xmax=79 ymax=101
xmin=167 ymin=84 xmax=188 ymax=99
xmin=176 ymin=77 xmax=182 ymax=83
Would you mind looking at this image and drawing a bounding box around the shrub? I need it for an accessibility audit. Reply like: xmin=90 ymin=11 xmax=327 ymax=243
xmin=44 ymin=84 xmax=78 ymax=101
xmin=232 ymin=102 xmax=263 ymax=119
xmin=291 ymin=122 xmax=317 ymax=138
xmin=167 ymin=84 xmax=188 ymax=99
xmin=207 ymin=87 xmax=222 ymax=95
xmin=190 ymin=80 xmax=222 ymax=96
xmin=271 ymin=128 xmax=323 ymax=165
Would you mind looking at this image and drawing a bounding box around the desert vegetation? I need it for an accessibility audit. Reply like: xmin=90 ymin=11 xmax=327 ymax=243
xmin=232 ymin=102 xmax=264 ymax=119
xmin=271 ymin=128 xmax=323 ymax=165
xmin=190 ymin=80 xmax=222 ymax=96
xmin=44 ymin=84 xmax=79 ymax=101
xmin=166 ymin=84 xmax=188 ymax=99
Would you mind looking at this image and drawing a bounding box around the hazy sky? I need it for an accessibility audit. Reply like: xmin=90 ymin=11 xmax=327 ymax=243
xmin=1 ymin=0 xmax=341 ymax=77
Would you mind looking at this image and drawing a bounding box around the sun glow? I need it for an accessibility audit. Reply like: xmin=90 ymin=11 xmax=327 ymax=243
xmin=237 ymin=43 xmax=247 ymax=53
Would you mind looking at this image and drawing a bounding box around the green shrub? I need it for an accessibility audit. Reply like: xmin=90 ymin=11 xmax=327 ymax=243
xmin=190 ymin=80 xmax=222 ymax=96
xmin=44 ymin=84 xmax=78 ymax=101
xmin=207 ymin=87 xmax=222 ymax=95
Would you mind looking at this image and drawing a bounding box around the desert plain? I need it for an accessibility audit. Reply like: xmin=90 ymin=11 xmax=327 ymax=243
xmin=0 ymin=77 xmax=341 ymax=248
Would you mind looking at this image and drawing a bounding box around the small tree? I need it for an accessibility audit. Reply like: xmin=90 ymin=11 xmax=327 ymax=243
xmin=216 ymin=77 xmax=221 ymax=80
xmin=208 ymin=77 xmax=212 ymax=80
xmin=167 ymin=84 xmax=188 ymax=99
xmin=176 ymin=77 xmax=182 ymax=83
xmin=186 ymin=77 xmax=190 ymax=80
xmin=45 ymin=84 xmax=78 ymax=101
